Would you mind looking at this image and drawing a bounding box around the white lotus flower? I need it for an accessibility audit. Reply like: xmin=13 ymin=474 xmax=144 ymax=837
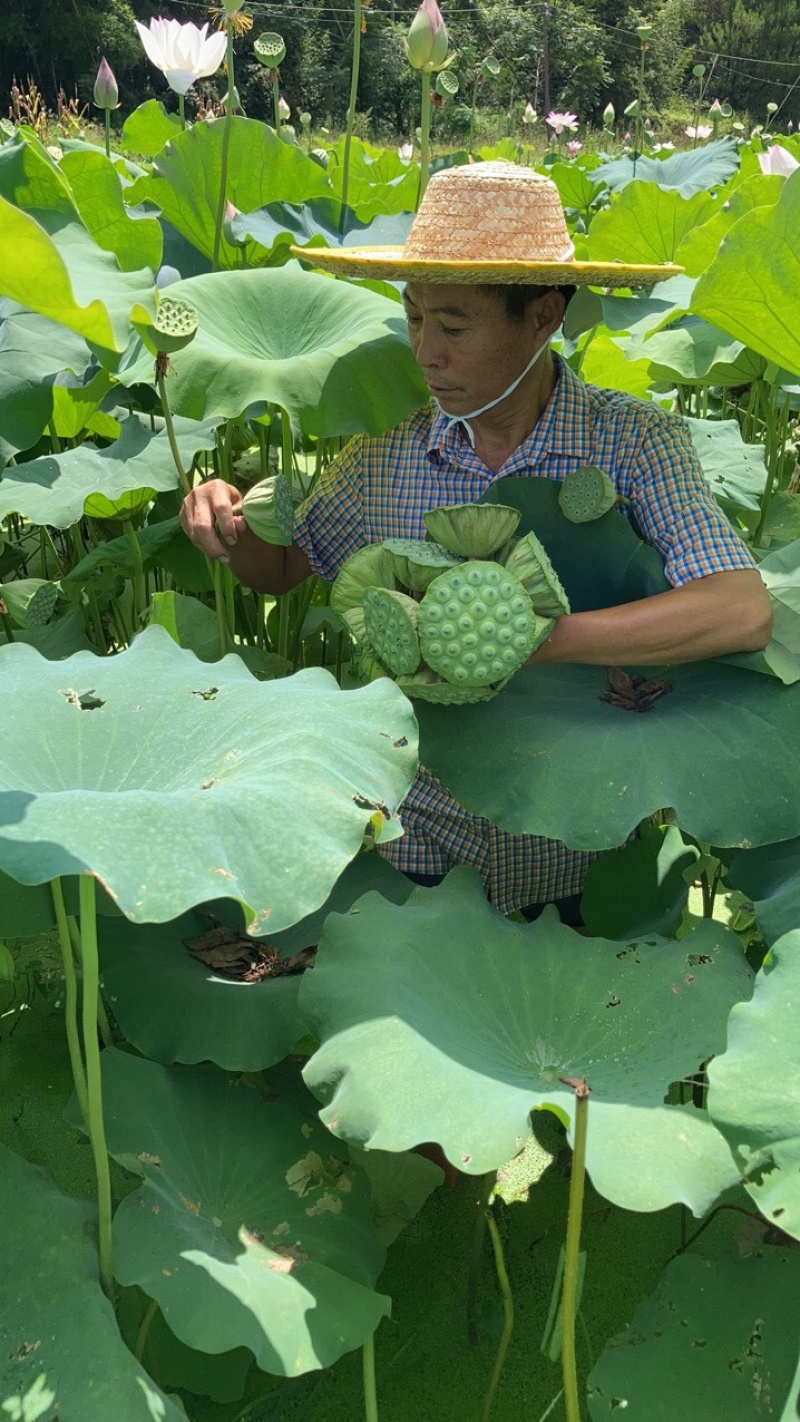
xmin=757 ymin=144 xmax=800 ymax=177
xmin=135 ymin=18 xmax=227 ymax=97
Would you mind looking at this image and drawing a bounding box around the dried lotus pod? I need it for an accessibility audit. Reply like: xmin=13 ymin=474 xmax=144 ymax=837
xmin=362 ymin=587 xmax=421 ymax=676
xmin=423 ymin=502 xmax=521 ymax=558
xmin=395 ymin=665 xmax=498 ymax=705
xmin=241 ymin=473 xmax=295 ymax=546
xmin=419 ymin=561 xmax=540 ymax=687
xmin=501 ymin=531 xmax=570 ymax=619
xmin=330 ymin=543 xmax=399 ymax=616
xmin=140 ymin=295 xmax=199 ymax=356
xmin=0 ymin=578 xmax=58 ymax=629
xmin=559 ymin=466 xmax=617 ymax=523
xmin=382 ymin=538 xmax=462 ymax=592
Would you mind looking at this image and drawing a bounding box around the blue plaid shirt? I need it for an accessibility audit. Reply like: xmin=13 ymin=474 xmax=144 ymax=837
xmin=294 ymin=357 xmax=755 ymax=911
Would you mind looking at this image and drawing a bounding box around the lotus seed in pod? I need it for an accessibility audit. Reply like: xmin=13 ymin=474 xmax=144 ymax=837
xmin=419 ymin=562 xmax=538 ymax=686
xmin=242 ymin=473 xmax=295 ymax=546
xmin=362 ymin=588 xmax=421 ymax=676
xmin=559 ymin=466 xmax=617 ymax=523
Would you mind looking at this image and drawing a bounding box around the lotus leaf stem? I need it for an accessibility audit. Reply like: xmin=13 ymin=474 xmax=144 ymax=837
xmin=104 ymin=107 xmax=111 ymax=159
xmin=419 ymin=76 xmax=432 ymax=201
xmin=66 ymin=912 xmax=113 ymax=1046
xmin=0 ymin=609 xmax=14 ymax=643
xmin=212 ymin=23 xmax=236 ymax=271
xmin=561 ymin=1078 xmax=590 ymax=1422
xmin=156 ymin=370 xmax=191 ymax=497
xmin=79 ymin=874 xmax=114 ymax=1298
xmin=124 ymin=522 xmax=146 ymax=626
xmin=754 ymin=380 xmax=789 ymax=546
xmin=213 ymin=557 xmax=229 ymax=658
xmin=362 ymin=1330 xmax=379 ymax=1422
xmin=178 ymin=93 xmax=186 ymax=131
xmin=466 ymin=1172 xmax=496 ymax=1345
xmin=480 ymin=1205 xmax=514 ymax=1422
xmin=134 ymin=1297 xmax=158 ymax=1363
xmin=51 ymin=879 xmax=89 ymax=1126
xmin=288 ymin=575 xmax=318 ymax=666
xmin=272 ymin=74 xmax=281 ymax=132
xmin=340 ymin=0 xmax=363 ymax=225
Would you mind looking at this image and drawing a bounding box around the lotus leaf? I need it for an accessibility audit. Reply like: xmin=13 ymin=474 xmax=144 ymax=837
xmin=580 ymin=825 xmax=698 ymax=939
xmin=0 ymin=626 xmax=417 ymax=929
xmin=591 ymin=138 xmax=740 ymax=197
xmin=726 ymin=836 xmax=800 ymax=946
xmin=0 ymin=301 xmax=93 ymax=454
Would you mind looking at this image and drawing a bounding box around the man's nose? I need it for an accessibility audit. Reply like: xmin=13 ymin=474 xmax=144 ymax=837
xmin=414 ymin=321 xmax=444 ymax=369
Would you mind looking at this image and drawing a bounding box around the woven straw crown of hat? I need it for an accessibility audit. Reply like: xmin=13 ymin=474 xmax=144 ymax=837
xmin=290 ymin=160 xmax=683 ymax=287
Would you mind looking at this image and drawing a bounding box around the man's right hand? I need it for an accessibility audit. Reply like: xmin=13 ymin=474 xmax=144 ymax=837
xmin=179 ymin=479 xmax=245 ymax=563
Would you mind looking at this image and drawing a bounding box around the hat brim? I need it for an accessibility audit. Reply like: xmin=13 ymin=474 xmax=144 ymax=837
xmin=289 ymin=246 xmax=683 ymax=288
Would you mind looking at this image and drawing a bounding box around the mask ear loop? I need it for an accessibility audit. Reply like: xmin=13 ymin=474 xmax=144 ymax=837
xmin=435 ymin=338 xmax=550 ymax=449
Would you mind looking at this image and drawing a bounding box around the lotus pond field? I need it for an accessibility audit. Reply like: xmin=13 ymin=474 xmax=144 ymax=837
xmin=2 ymin=21 xmax=800 ymax=1422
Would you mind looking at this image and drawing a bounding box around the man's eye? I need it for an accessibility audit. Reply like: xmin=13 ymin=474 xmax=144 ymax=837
xmin=442 ymin=326 xmax=463 ymax=337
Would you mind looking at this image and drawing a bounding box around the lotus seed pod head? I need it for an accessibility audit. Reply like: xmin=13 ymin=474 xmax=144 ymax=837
xmin=382 ymin=538 xmax=462 ymax=592
xmin=0 ymin=578 xmax=58 ymax=630
xmin=481 ymin=55 xmax=501 ymax=77
xmin=406 ymin=0 xmax=449 ymax=72
xmin=93 ymin=57 xmax=119 ymax=110
xmin=279 ymin=124 xmax=297 ymax=145
xmin=299 ymin=111 xmax=312 ymax=128
xmin=342 ymin=608 xmax=392 ymax=683
xmin=254 ymin=32 xmax=287 ymax=66
xmin=721 ymin=102 xmax=732 ymax=117
xmin=419 ymin=561 xmax=538 ymax=687
xmin=241 ymin=474 xmax=295 ymax=546
xmin=330 ymin=543 xmax=399 ymax=616
xmin=435 ymin=69 xmax=459 ymax=98
xmin=692 ymin=63 xmax=706 ymax=77
xmin=766 ymin=102 xmax=779 ymax=114
xmin=523 ymin=102 xmax=537 ymax=125
xmin=156 ymin=263 xmax=182 ymax=289
xmin=602 ymin=101 xmax=615 ymax=126
xmin=502 ymin=531 xmax=571 ymax=618
xmin=636 ymin=23 xmax=652 ymax=39
xmin=142 ymin=295 xmax=199 ymax=356
xmin=559 ymin=466 xmax=617 ymax=523
xmin=363 ymin=588 xmax=422 ymax=676
xmin=624 ymin=98 xmax=640 ymax=117
xmin=423 ymin=502 xmax=521 ymax=559
xmin=278 ymin=95 xmax=291 ymax=120
xmin=310 ymin=147 xmax=329 ymax=167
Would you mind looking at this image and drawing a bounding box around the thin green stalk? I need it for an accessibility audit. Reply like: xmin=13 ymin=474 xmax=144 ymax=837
xmin=178 ymin=92 xmax=186 ymax=131
xmin=41 ymin=525 xmax=66 ymax=578
xmin=134 ymin=1298 xmax=158 ymax=1363
xmin=0 ymin=609 xmax=15 ymax=643
xmin=753 ymin=380 xmax=784 ymax=545
xmin=104 ymin=107 xmax=111 ymax=159
xmin=79 ymin=875 xmax=114 ymax=1297
xmin=466 ymin=1173 xmax=496 ymax=1346
xmin=272 ymin=74 xmax=282 ymax=131
xmin=481 ymin=1206 xmax=514 ymax=1422
xmin=468 ymin=72 xmax=480 ymax=154
xmin=156 ymin=370 xmax=192 ymax=496
xmin=419 ymin=76 xmax=432 ymax=201
xmin=277 ymin=589 xmax=290 ymax=663
xmin=223 ymin=563 xmax=236 ymax=637
xmin=340 ymin=0 xmax=362 ymax=222
xmin=287 ymin=576 xmax=318 ymax=666
xmin=51 ymin=878 xmax=89 ymax=1125
xmin=362 ymin=1331 xmax=379 ymax=1422
xmin=124 ymin=522 xmax=146 ymax=626
xmin=560 ymin=1077 xmax=590 ymax=1422
xmin=213 ymin=557 xmax=229 ymax=658
xmin=212 ymin=23 xmax=236 ymax=271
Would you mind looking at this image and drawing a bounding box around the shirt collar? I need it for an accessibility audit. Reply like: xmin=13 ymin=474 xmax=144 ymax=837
xmin=426 ymin=354 xmax=593 ymax=467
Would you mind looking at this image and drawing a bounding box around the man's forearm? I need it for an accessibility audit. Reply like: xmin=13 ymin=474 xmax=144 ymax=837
xmin=530 ymin=569 xmax=772 ymax=667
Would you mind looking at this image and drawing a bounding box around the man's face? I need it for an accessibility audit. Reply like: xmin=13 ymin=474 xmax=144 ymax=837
xmin=402 ymin=283 xmax=545 ymax=417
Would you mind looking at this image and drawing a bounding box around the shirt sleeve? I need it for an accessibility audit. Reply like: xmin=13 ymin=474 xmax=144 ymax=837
xmin=628 ymin=410 xmax=756 ymax=587
xmin=292 ymin=437 xmax=368 ymax=583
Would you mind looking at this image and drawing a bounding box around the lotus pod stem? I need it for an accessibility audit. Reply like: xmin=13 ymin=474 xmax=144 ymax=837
xmin=419 ymin=561 xmax=539 ymax=687
xmin=363 ymin=587 xmax=421 ymax=676
xmin=242 ymin=472 xmax=295 ymax=546
xmin=559 ymin=466 xmax=617 ymax=524
xmin=423 ymin=502 xmax=521 ymax=558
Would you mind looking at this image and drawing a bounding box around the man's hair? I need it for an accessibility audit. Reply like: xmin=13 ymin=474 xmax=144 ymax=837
xmin=477 ymin=283 xmax=577 ymax=321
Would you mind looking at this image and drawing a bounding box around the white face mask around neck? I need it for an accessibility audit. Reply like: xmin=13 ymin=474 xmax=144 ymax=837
xmin=434 ymin=339 xmax=550 ymax=449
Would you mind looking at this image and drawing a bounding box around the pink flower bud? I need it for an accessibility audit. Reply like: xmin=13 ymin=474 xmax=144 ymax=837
xmin=406 ymin=0 xmax=449 ymax=72
xmin=93 ymin=57 xmax=119 ymax=110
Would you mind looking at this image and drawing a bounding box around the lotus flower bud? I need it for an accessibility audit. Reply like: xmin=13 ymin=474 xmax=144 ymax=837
xmin=278 ymin=95 xmax=291 ymax=120
xmin=523 ymin=102 xmax=537 ymax=125
xmin=223 ymin=201 xmax=246 ymax=248
xmin=221 ymin=0 xmax=245 ymax=12
xmin=602 ymin=101 xmax=615 ymax=127
xmin=405 ymin=0 xmax=449 ymax=73
xmin=93 ymin=57 xmax=119 ymax=110
xmin=156 ymin=264 xmax=182 ymax=289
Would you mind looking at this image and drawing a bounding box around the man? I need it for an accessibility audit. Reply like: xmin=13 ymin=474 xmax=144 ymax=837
xmin=180 ymin=163 xmax=771 ymax=916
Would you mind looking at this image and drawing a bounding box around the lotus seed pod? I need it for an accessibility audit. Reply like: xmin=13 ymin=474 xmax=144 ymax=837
xmin=254 ymin=32 xmax=286 ymax=66
xmin=0 ymin=578 xmax=58 ymax=630
xmin=330 ymin=543 xmax=399 ymax=616
xmin=422 ymin=502 xmax=521 ymax=558
xmin=501 ymin=531 xmax=570 ymax=618
xmin=418 ymin=561 xmax=539 ymax=687
xmin=396 ymin=666 xmax=498 ymax=705
xmin=241 ymin=473 xmax=295 ymax=546
xmin=141 ymin=296 xmax=198 ymax=356
xmin=363 ymin=588 xmax=421 ymax=676
xmin=435 ymin=70 xmax=459 ymax=99
xmin=382 ymin=538 xmax=462 ymax=592
xmin=559 ymin=466 xmax=617 ymax=524
xmin=342 ymin=607 xmax=392 ymax=683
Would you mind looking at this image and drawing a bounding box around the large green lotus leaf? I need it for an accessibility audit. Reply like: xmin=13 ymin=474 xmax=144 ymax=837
xmin=591 ymin=138 xmax=740 ymax=196
xmin=324 ymin=139 xmax=419 ymax=220
xmin=707 ymin=932 xmax=800 ymax=1240
xmin=350 ymin=1147 xmax=444 ymax=1247
xmin=0 ymin=300 xmax=93 ymax=453
xmin=233 ymin=201 xmax=413 ymax=261
xmin=692 ymin=170 xmax=800 ymax=376
xmin=479 ymin=477 xmax=669 ymax=610
xmin=98 ymin=854 xmax=412 ymax=1069
xmin=126 ymin=118 xmax=331 ymax=269
xmin=724 ymin=538 xmax=800 ymax=685
xmin=122 ymin=100 xmax=183 ymax=159
xmin=0 ymin=414 xmax=223 ymax=526
xmin=677 ymin=172 xmax=783 ymax=276
xmin=580 ymin=825 xmax=698 ymax=939
xmin=0 ymin=127 xmax=75 ymax=214
xmin=0 ymin=626 xmax=417 ymax=928
xmin=301 ymin=868 xmax=752 ymax=1185
xmin=726 ymin=837 xmax=800 ymax=946
xmin=599 ymin=275 xmax=696 ymax=338
xmin=549 ymin=160 xmax=598 ymax=214
xmin=116 ymin=267 xmax=428 ymax=435
xmin=578 ymin=1102 xmax=740 ymax=1215
xmin=51 ymin=368 xmax=115 ymax=441
xmin=580 ymin=331 xmax=653 ymax=399
xmin=99 ymin=1051 xmax=389 ymax=1375
xmin=586 ymin=184 xmax=714 ymax=265
xmin=59 ymin=149 xmax=162 ymax=273
xmin=0 ymin=199 xmax=155 ymax=353
xmin=682 ymin=416 xmax=766 ymax=526
xmin=0 ymin=1145 xmax=187 ymax=1422
xmin=625 ymin=315 xmax=767 ymax=387
xmin=587 ymin=1251 xmax=800 ymax=1420
xmin=415 ymin=661 xmax=800 ymax=849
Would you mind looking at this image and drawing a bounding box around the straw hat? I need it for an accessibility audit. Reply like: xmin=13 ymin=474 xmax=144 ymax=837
xmin=291 ymin=161 xmax=681 ymax=287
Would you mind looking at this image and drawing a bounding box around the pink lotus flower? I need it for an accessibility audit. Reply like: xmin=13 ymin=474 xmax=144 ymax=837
xmin=757 ymin=144 xmax=800 ymax=177
xmin=685 ymin=124 xmax=712 ymax=140
xmin=406 ymin=0 xmax=449 ymax=72
xmin=134 ymin=18 xmax=226 ymax=97
xmin=566 ymin=139 xmax=582 ymax=157
xmin=546 ymin=110 xmax=578 ymax=136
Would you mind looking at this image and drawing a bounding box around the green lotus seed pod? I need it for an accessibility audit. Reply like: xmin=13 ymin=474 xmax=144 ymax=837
xmin=241 ymin=473 xmax=295 ymax=546
xmin=501 ymin=531 xmax=570 ymax=618
xmin=330 ymin=543 xmax=399 ymax=616
xmin=423 ymin=502 xmax=521 ymax=558
xmin=140 ymin=296 xmax=199 ymax=356
xmin=1 ymin=578 xmax=58 ymax=630
xmin=382 ymin=538 xmax=462 ymax=592
xmin=363 ymin=587 xmax=421 ymax=676
xmin=559 ymin=466 xmax=617 ymax=523
xmin=254 ymin=31 xmax=286 ymax=66
xmin=396 ymin=666 xmax=498 ymax=705
xmin=342 ymin=607 xmax=392 ymax=683
xmin=418 ymin=560 xmax=538 ymax=687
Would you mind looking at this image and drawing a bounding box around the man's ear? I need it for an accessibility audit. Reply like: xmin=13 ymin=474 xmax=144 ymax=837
xmin=533 ymin=290 xmax=567 ymax=337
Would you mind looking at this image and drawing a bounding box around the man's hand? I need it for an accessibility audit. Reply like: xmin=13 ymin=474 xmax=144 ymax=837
xmin=529 ymin=569 xmax=772 ymax=667
xmin=179 ymin=479 xmax=312 ymax=595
